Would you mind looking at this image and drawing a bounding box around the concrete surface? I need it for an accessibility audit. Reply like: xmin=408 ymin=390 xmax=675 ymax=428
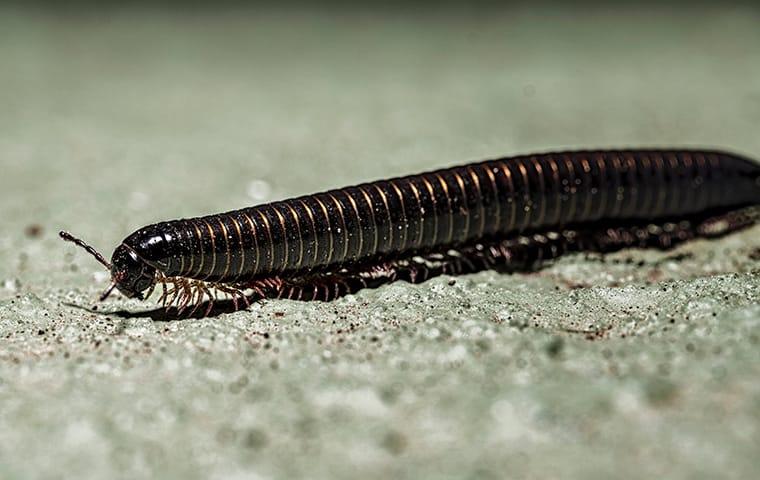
xmin=1 ymin=5 xmax=759 ymax=479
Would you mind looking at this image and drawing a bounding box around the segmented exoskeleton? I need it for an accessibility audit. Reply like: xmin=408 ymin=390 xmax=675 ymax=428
xmin=61 ymin=149 xmax=760 ymax=316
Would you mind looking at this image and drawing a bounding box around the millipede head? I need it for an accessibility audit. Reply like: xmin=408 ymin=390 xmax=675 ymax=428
xmin=59 ymin=230 xmax=156 ymax=301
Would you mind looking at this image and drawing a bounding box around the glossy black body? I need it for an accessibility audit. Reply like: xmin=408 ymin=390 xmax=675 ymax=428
xmin=116 ymin=149 xmax=760 ymax=285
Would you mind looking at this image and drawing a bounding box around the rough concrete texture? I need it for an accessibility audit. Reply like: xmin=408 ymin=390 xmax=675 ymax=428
xmin=1 ymin=5 xmax=759 ymax=479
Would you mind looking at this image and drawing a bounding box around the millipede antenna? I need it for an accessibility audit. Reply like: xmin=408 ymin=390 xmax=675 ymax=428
xmin=99 ymin=282 xmax=118 ymax=301
xmin=59 ymin=231 xmax=111 ymax=270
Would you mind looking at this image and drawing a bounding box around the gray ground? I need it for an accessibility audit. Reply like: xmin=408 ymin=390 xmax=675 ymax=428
xmin=1 ymin=5 xmax=759 ymax=479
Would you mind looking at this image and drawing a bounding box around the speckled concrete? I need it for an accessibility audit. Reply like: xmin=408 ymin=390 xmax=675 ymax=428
xmin=1 ymin=5 xmax=759 ymax=479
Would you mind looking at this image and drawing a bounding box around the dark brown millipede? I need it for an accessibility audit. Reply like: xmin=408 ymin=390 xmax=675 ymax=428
xmin=61 ymin=149 xmax=760 ymax=316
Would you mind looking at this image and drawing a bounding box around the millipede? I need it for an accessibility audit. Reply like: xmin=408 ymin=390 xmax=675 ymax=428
xmin=61 ymin=149 xmax=760 ymax=317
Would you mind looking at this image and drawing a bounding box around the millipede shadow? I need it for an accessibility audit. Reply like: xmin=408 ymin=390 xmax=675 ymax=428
xmin=63 ymin=298 xmax=248 ymax=321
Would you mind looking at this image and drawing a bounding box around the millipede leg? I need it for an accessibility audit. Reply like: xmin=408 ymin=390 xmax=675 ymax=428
xmin=158 ymin=280 xmax=170 ymax=307
xmin=696 ymin=205 xmax=760 ymax=237
xmin=175 ymin=279 xmax=193 ymax=314
xmin=186 ymin=287 xmax=204 ymax=317
xmin=183 ymin=281 xmax=195 ymax=311
xmin=144 ymin=281 xmax=157 ymax=302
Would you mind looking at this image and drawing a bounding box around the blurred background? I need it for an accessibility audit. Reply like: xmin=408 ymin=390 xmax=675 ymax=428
xmin=3 ymin=0 xmax=759 ymax=240
xmin=1 ymin=1 xmax=759 ymax=479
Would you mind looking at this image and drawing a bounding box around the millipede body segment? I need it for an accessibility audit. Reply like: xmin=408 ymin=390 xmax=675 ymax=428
xmin=61 ymin=149 xmax=760 ymax=316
